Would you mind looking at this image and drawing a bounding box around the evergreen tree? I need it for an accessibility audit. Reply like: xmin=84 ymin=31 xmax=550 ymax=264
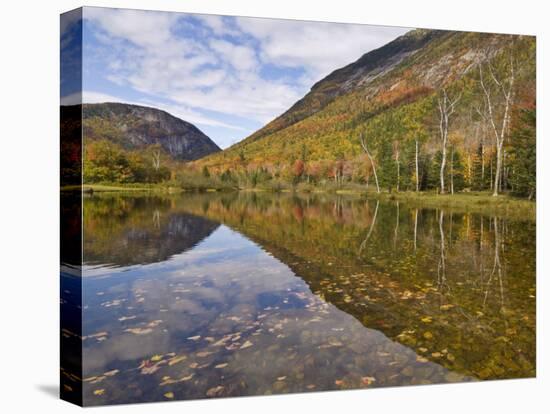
xmin=509 ymin=108 xmax=536 ymax=199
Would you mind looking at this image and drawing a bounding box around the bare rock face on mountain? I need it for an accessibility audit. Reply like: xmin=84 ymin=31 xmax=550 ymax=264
xmin=82 ymin=102 xmax=220 ymax=161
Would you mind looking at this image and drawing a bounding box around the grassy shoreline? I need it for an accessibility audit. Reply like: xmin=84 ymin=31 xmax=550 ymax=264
xmin=64 ymin=184 xmax=535 ymax=221
xmin=369 ymin=191 xmax=535 ymax=221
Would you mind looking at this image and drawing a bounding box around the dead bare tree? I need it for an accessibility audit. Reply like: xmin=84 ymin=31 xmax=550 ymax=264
xmin=437 ymin=89 xmax=461 ymax=194
xmin=476 ymin=52 xmax=515 ymax=196
xmin=359 ymin=132 xmax=380 ymax=193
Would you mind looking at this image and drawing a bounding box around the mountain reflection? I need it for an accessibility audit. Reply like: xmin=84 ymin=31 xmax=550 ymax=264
xmin=173 ymin=192 xmax=536 ymax=381
xmin=68 ymin=192 xmax=535 ymax=405
xmin=83 ymin=195 xmax=220 ymax=267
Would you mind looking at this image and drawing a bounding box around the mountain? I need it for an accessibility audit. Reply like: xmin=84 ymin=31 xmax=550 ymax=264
xmin=198 ymin=29 xmax=535 ymax=176
xmin=245 ymin=29 xmax=445 ymax=145
xmin=82 ymin=102 xmax=220 ymax=161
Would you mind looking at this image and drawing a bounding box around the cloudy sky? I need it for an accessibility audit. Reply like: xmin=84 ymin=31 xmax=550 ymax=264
xmin=61 ymin=7 xmax=410 ymax=148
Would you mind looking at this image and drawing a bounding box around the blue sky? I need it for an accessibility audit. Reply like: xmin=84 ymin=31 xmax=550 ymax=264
xmin=61 ymin=7 xmax=410 ymax=149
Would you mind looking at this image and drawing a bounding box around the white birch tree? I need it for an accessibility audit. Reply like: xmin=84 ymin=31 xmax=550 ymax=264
xmin=359 ymin=132 xmax=380 ymax=193
xmin=437 ymin=89 xmax=461 ymax=194
xmin=476 ymin=53 xmax=515 ymax=196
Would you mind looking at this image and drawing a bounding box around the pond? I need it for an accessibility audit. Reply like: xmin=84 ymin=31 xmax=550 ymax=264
xmin=61 ymin=192 xmax=536 ymax=405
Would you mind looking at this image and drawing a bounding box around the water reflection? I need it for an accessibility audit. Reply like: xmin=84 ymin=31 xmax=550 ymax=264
xmin=61 ymin=192 xmax=535 ymax=405
xmin=83 ymin=196 xmax=220 ymax=268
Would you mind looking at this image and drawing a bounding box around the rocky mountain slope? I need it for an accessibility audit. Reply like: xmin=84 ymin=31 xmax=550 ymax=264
xmin=198 ymin=29 xmax=534 ymax=172
xmin=82 ymin=103 xmax=220 ymax=161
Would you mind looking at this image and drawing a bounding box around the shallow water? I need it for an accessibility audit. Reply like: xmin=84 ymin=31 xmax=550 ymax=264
xmin=61 ymin=192 xmax=536 ymax=405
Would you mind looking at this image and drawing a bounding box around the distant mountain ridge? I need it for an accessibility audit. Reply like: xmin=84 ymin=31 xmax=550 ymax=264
xmin=82 ymin=102 xmax=220 ymax=161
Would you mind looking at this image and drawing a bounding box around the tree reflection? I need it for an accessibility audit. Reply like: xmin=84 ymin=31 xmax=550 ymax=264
xmin=483 ymin=217 xmax=505 ymax=310
xmin=437 ymin=210 xmax=449 ymax=293
xmin=84 ymin=192 xmax=535 ymax=381
xmin=359 ymin=200 xmax=379 ymax=255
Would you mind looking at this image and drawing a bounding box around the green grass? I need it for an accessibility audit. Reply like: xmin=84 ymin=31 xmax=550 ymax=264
xmin=61 ymin=183 xmax=181 ymax=193
xmin=236 ymin=185 xmax=535 ymax=221
xmin=369 ymin=191 xmax=535 ymax=221
xmin=63 ymin=182 xmax=535 ymax=221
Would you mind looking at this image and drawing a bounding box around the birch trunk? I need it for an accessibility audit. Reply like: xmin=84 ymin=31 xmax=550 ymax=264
xmin=359 ymin=133 xmax=380 ymax=193
xmin=437 ymin=89 xmax=461 ymax=195
xmin=477 ymin=56 xmax=514 ymax=197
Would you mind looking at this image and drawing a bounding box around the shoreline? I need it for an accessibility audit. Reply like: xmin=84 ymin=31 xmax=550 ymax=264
xmin=63 ymin=184 xmax=535 ymax=221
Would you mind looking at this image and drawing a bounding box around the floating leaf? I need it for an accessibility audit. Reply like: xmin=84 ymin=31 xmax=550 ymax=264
xmin=164 ymin=392 xmax=174 ymax=399
xmin=215 ymin=363 xmax=228 ymax=369
xmin=125 ymin=327 xmax=153 ymax=335
xmin=206 ymin=386 xmax=225 ymax=397
xmin=118 ymin=315 xmax=136 ymax=321
xmin=84 ymin=332 xmax=108 ymax=340
xmin=240 ymin=340 xmax=253 ymax=349
xmin=93 ymin=389 xmax=105 ymax=396
xmin=139 ymin=359 xmax=165 ymax=375
xmin=187 ymin=335 xmax=201 ymax=341
xmin=168 ymin=355 xmax=187 ymax=366
xmin=196 ymin=351 xmax=213 ymax=358
xmin=151 ymin=354 xmax=163 ymax=362
xmin=361 ymin=376 xmax=376 ymax=386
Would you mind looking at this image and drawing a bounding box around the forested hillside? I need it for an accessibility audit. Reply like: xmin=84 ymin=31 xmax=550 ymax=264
xmin=195 ymin=30 xmax=535 ymax=198
xmin=78 ymin=103 xmax=220 ymax=184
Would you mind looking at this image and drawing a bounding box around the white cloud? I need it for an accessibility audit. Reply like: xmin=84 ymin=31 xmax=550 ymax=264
xmin=81 ymin=8 xmax=410 ymax=144
xmin=84 ymin=7 xmax=179 ymax=49
xmin=63 ymin=89 xmax=245 ymax=131
xmin=195 ymin=14 xmax=241 ymax=37
xmin=209 ymin=39 xmax=258 ymax=72
xmin=235 ymin=17 xmax=410 ymax=82
xmin=83 ymin=90 xmax=123 ymax=103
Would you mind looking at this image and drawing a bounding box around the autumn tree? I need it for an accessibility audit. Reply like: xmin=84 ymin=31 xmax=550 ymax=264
xmin=476 ymin=49 xmax=515 ymax=196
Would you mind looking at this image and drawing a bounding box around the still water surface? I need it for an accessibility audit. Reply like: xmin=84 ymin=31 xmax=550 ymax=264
xmin=62 ymin=192 xmax=535 ymax=405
